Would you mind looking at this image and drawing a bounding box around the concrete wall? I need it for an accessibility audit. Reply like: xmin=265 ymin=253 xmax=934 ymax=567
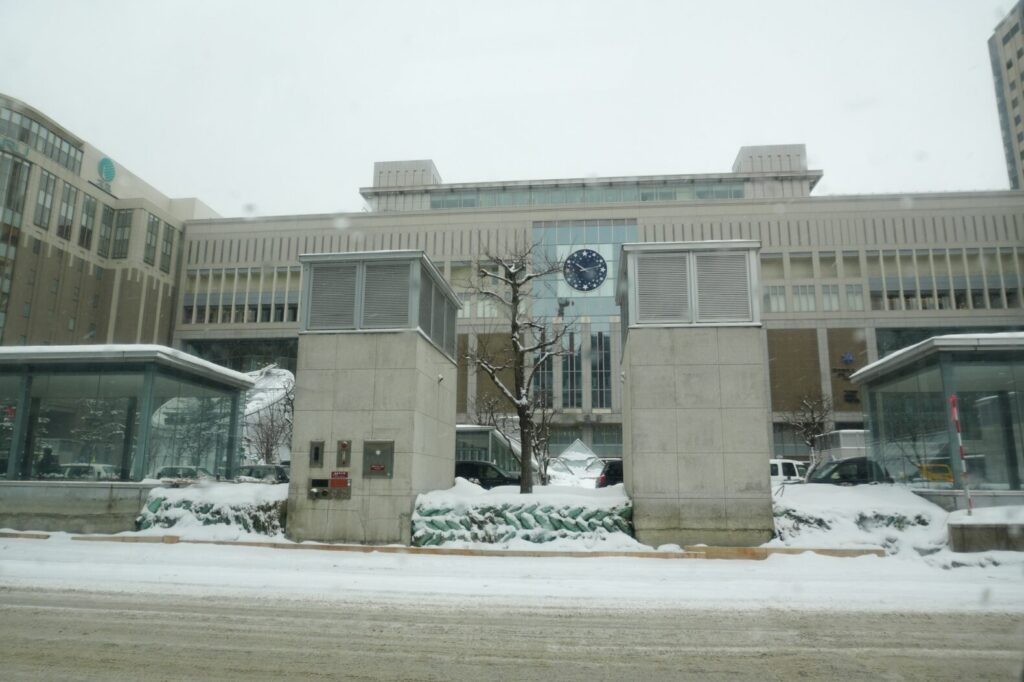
xmin=0 ymin=481 xmax=158 ymax=533
xmin=623 ymin=326 xmax=775 ymax=547
xmin=288 ymin=330 xmax=456 ymax=544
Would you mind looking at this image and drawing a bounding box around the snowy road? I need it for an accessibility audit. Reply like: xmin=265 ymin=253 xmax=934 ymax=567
xmin=2 ymin=534 xmax=1024 ymax=679
xmin=1 ymin=588 xmax=1022 ymax=681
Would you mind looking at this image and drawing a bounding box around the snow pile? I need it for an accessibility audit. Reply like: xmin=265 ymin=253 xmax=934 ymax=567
xmin=412 ymin=479 xmax=639 ymax=550
xmin=244 ymin=365 xmax=294 ymax=417
xmin=948 ymin=505 xmax=1024 ymax=525
xmin=768 ymin=483 xmax=949 ymax=556
xmin=135 ymin=482 xmax=289 ymax=541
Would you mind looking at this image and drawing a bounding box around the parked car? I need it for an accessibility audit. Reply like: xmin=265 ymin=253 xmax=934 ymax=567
xmin=595 ymin=459 xmax=623 ymax=488
xmin=455 ymin=460 xmax=520 ymax=489
xmin=154 ymin=466 xmax=215 ymax=482
xmin=915 ymin=462 xmax=953 ymax=483
xmin=806 ymin=456 xmax=892 ymax=486
xmin=235 ymin=464 xmax=289 ymax=483
xmin=60 ymin=463 xmax=120 ymax=481
xmin=770 ymin=458 xmax=807 ymax=485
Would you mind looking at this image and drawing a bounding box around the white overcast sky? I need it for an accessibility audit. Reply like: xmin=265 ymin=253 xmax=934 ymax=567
xmin=0 ymin=0 xmax=1017 ymax=217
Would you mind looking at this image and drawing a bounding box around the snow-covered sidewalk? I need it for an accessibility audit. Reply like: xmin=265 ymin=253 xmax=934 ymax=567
xmin=2 ymin=532 xmax=1023 ymax=614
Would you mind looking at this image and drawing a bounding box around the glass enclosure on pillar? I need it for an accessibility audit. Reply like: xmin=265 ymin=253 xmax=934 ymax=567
xmin=0 ymin=346 xmax=253 ymax=482
xmin=854 ymin=334 xmax=1024 ymax=492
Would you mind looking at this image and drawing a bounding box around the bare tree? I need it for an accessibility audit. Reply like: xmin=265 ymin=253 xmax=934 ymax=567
xmin=243 ymin=367 xmax=295 ymax=464
xmin=245 ymin=392 xmax=294 ymax=464
xmin=780 ymin=394 xmax=833 ymax=463
xmin=467 ymin=245 xmax=572 ymax=493
xmin=471 ymin=365 xmax=558 ymax=485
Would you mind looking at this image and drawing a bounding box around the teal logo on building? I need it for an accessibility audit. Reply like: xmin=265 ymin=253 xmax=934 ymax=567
xmin=98 ymin=157 xmax=116 ymax=183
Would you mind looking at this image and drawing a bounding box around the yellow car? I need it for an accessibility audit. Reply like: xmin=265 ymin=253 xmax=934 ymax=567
xmin=916 ymin=463 xmax=953 ymax=483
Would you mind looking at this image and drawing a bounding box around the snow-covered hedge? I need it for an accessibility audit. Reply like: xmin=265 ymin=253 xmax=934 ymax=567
xmin=412 ymin=479 xmax=636 ymax=548
xmin=769 ymin=483 xmax=949 ymax=556
xmin=136 ymin=482 xmax=288 ymax=540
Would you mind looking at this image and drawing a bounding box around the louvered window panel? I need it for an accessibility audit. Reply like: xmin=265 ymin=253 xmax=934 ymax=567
xmin=418 ymin=266 xmax=434 ymax=336
xmin=308 ymin=264 xmax=357 ymax=329
xmin=431 ymin=285 xmax=446 ymax=349
xmin=363 ymin=262 xmax=411 ymax=328
xmin=444 ymin=306 xmax=457 ymax=356
xmin=636 ymin=253 xmax=690 ymax=323
xmin=696 ymin=252 xmax=751 ymax=322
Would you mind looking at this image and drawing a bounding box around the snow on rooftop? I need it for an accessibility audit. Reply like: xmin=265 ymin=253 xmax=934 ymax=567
xmin=0 ymin=344 xmax=254 ymax=387
xmin=852 ymin=332 xmax=1024 ymax=383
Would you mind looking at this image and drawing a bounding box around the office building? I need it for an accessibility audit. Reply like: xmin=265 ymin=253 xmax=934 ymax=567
xmin=1 ymin=93 xmax=1021 ymax=462
xmin=990 ymin=0 xmax=1024 ymax=189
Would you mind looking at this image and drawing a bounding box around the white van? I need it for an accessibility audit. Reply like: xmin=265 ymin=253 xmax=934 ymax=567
xmin=770 ymin=459 xmax=807 ymax=485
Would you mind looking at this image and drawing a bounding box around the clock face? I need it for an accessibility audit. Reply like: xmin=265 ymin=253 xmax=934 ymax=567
xmin=563 ymin=248 xmax=608 ymax=291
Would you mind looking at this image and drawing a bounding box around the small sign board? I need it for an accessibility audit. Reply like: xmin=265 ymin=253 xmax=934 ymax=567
xmin=331 ymin=471 xmax=349 ymax=479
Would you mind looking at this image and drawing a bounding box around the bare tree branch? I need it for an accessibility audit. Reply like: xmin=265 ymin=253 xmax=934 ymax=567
xmin=464 ymin=243 xmax=574 ymax=492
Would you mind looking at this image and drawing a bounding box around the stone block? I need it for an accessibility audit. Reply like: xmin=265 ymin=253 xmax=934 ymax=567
xmin=375 ymin=333 xmax=417 ymax=369
xmin=333 ymin=369 xmax=376 ymax=412
xmin=676 ymin=452 xmax=725 ymax=498
xmin=292 ymin=410 xmax=337 ymax=454
xmin=629 ymin=365 xmax=677 ymax=409
xmin=675 ymin=365 xmax=721 ymax=408
xmin=671 ymin=328 xmax=719 ymax=365
xmin=723 ymin=452 xmax=771 ymax=497
xmin=626 ymin=329 xmax=675 ymax=366
xmin=630 ymin=409 xmax=676 ymax=454
xmin=716 ymin=327 xmax=764 ymax=364
xmin=336 ymin=337 xmax=378 ymax=369
xmin=676 ymin=410 xmax=723 ymax=453
xmin=295 ymin=369 xmax=337 ymax=412
xmin=630 ymin=452 xmax=680 ymax=496
xmin=298 ymin=334 xmax=336 ymax=371
xmin=373 ymin=369 xmax=419 ymax=411
xmin=678 ymin=498 xmax=728 ymax=531
xmin=721 ymin=409 xmax=771 ymax=453
xmin=724 ymin=497 xmax=775 ymax=535
xmin=719 ymin=364 xmax=768 ymax=408
xmin=365 ymin=410 xmax=415 ymax=454
xmin=632 ymin=498 xmax=680 ymax=533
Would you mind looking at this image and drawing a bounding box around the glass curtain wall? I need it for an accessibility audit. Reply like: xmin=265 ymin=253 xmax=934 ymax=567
xmin=148 ymin=371 xmax=239 ymax=479
xmin=865 ymin=351 xmax=1024 ymax=491
xmin=0 ymin=373 xmax=24 ymax=478
xmin=864 ymin=361 xmax=949 ymax=488
xmin=0 ymin=366 xmax=242 ymax=481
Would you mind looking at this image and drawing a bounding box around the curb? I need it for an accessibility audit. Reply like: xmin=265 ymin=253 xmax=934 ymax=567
xmin=53 ymin=533 xmax=887 ymax=559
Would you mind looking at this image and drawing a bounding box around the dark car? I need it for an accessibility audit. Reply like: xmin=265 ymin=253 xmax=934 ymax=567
xmin=236 ymin=464 xmax=289 ymax=483
xmin=595 ymin=458 xmax=623 ymax=488
xmin=806 ymin=456 xmax=892 ymax=486
xmin=455 ymin=460 xmax=519 ymax=489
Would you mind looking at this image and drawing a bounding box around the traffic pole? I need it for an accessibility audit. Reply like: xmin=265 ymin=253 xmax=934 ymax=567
xmin=948 ymin=394 xmax=973 ymax=516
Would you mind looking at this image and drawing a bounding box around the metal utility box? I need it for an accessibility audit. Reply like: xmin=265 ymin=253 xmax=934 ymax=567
xmin=363 ymin=441 xmax=394 ymax=479
xmin=336 ymin=440 xmax=351 ymax=467
xmin=309 ymin=440 xmax=324 ymax=467
xmin=308 ymin=476 xmax=351 ymax=500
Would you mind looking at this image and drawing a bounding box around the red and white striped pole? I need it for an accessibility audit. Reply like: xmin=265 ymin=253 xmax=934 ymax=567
xmin=948 ymin=394 xmax=973 ymax=516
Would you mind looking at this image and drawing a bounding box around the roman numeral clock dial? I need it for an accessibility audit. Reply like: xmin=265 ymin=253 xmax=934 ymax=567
xmin=563 ymin=248 xmax=608 ymax=291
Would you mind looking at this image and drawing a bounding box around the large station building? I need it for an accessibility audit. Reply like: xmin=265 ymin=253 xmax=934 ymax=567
xmin=1 ymin=92 xmax=1022 ymax=462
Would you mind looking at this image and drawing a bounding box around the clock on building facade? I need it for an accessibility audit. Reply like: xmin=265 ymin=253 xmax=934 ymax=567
xmin=563 ymin=248 xmax=608 ymax=291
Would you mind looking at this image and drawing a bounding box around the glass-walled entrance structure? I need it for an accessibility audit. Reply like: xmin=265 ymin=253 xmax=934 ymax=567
xmin=0 ymin=346 xmax=253 ymax=482
xmin=852 ymin=334 xmax=1024 ymax=495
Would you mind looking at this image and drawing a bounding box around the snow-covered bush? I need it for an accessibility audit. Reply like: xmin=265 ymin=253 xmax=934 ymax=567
xmin=136 ymin=482 xmax=288 ymax=539
xmin=412 ymin=478 xmax=636 ymax=548
xmin=769 ymin=483 xmax=948 ymax=556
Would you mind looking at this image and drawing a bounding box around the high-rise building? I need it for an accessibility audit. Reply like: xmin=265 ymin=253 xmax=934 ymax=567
xmin=0 ymin=93 xmax=217 ymax=347
xmin=990 ymin=0 xmax=1024 ymax=189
